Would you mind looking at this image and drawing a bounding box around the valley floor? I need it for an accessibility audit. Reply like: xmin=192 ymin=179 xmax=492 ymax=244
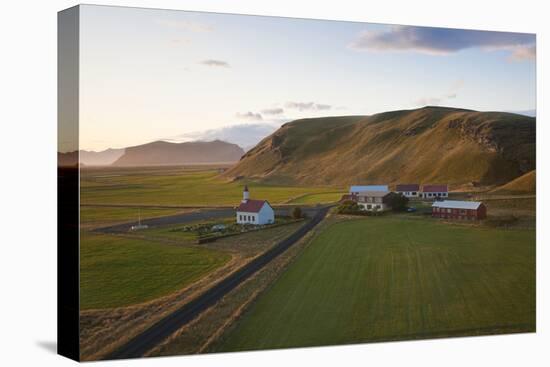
xmin=213 ymin=216 xmax=535 ymax=352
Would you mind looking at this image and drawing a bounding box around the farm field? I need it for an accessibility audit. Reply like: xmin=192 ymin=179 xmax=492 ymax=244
xmin=80 ymin=231 xmax=231 ymax=309
xmin=288 ymin=191 xmax=346 ymax=204
xmin=215 ymin=217 xmax=535 ymax=352
xmin=80 ymin=166 xmax=342 ymax=206
xmin=80 ymin=206 xmax=186 ymax=225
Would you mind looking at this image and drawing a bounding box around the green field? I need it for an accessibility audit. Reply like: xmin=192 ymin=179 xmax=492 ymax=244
xmin=216 ymin=217 xmax=535 ymax=351
xmin=80 ymin=232 xmax=230 ymax=309
xmin=288 ymin=191 xmax=346 ymax=204
xmin=81 ymin=168 xmax=341 ymax=206
xmin=80 ymin=206 xmax=185 ymax=224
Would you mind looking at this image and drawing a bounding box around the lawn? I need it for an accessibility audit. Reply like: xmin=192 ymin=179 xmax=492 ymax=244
xmin=216 ymin=217 xmax=535 ymax=352
xmin=80 ymin=231 xmax=231 ymax=309
xmin=80 ymin=167 xmax=341 ymax=206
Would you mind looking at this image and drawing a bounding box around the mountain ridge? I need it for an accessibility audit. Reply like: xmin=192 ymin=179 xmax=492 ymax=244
xmin=223 ymin=106 xmax=535 ymax=186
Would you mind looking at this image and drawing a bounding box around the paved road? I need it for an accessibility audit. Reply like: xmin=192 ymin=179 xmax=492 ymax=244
xmin=95 ymin=206 xmax=321 ymax=233
xmin=103 ymin=205 xmax=331 ymax=360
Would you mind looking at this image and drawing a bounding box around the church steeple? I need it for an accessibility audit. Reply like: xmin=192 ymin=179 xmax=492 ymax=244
xmin=242 ymin=185 xmax=250 ymax=202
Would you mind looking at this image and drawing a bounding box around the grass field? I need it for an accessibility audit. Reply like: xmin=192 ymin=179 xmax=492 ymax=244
xmin=81 ymin=167 xmax=341 ymax=206
xmin=80 ymin=206 xmax=186 ymax=225
xmin=216 ymin=217 xmax=535 ymax=351
xmin=288 ymin=191 xmax=346 ymax=204
xmin=80 ymin=232 xmax=231 ymax=309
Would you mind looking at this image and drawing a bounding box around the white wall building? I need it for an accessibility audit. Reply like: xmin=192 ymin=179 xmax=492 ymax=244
xmin=236 ymin=186 xmax=275 ymax=225
xmin=357 ymin=191 xmax=392 ymax=211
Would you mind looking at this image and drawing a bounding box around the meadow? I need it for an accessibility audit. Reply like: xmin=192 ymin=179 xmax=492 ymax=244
xmin=80 ymin=206 xmax=186 ymax=225
xmin=80 ymin=166 xmax=342 ymax=207
xmin=216 ymin=217 xmax=535 ymax=352
xmin=80 ymin=231 xmax=230 ymax=309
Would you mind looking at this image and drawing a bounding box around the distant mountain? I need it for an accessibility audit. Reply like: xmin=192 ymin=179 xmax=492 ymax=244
xmin=223 ymin=106 xmax=535 ymax=186
xmin=112 ymin=140 xmax=244 ymax=166
xmin=58 ymin=148 xmax=125 ymax=167
xmin=507 ymin=109 xmax=536 ymax=118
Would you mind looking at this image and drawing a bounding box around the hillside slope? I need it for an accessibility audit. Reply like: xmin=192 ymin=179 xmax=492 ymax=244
xmin=223 ymin=107 xmax=535 ymax=186
xmin=112 ymin=140 xmax=244 ymax=166
xmin=490 ymin=170 xmax=536 ymax=194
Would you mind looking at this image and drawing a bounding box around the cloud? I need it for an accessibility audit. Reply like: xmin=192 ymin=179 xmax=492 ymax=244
xmin=235 ymin=111 xmax=263 ymax=121
xmin=350 ymin=25 xmax=535 ymax=60
xmin=510 ymin=45 xmax=536 ymax=61
xmin=155 ymin=19 xmax=212 ymax=33
xmin=284 ymin=101 xmax=332 ymax=112
xmin=200 ymin=59 xmax=230 ymax=68
xmin=169 ymin=121 xmax=288 ymax=151
xmin=261 ymin=108 xmax=284 ymax=115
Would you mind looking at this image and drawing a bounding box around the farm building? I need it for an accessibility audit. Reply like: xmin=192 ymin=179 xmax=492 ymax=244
xmin=420 ymin=184 xmax=448 ymax=199
xmin=432 ymin=200 xmax=487 ymax=220
xmin=395 ymin=184 xmax=420 ymax=198
xmin=357 ymin=191 xmax=392 ymax=212
xmin=349 ymin=185 xmax=389 ymax=195
xmin=236 ymin=186 xmax=275 ymax=225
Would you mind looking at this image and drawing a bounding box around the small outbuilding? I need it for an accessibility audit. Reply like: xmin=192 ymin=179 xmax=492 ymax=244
xmin=395 ymin=184 xmax=420 ymax=198
xmin=236 ymin=186 xmax=275 ymax=225
xmin=432 ymin=200 xmax=487 ymax=220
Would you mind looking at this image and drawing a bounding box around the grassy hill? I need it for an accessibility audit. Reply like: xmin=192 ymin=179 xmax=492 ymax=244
xmin=490 ymin=170 xmax=536 ymax=194
xmin=223 ymin=107 xmax=535 ymax=186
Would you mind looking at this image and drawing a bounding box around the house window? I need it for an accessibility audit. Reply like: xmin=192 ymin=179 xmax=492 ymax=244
xmin=447 ymin=208 xmax=451 ymax=213
xmin=240 ymin=215 xmax=243 ymax=221
xmin=412 ymin=192 xmax=416 ymax=196
xmin=376 ymin=205 xmax=381 ymax=209
xmin=367 ymin=204 xmax=371 ymax=209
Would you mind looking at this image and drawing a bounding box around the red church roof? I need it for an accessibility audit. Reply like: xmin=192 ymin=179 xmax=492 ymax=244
xmin=422 ymin=184 xmax=448 ymax=193
xmin=237 ymin=199 xmax=269 ymax=213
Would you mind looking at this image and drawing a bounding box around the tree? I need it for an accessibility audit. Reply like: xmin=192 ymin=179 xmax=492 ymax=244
xmin=337 ymin=200 xmax=361 ymax=214
xmin=387 ymin=193 xmax=409 ymax=212
xmin=292 ymin=207 xmax=303 ymax=219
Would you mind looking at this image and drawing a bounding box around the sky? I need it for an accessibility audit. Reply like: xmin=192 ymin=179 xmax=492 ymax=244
xmin=78 ymin=5 xmax=536 ymax=152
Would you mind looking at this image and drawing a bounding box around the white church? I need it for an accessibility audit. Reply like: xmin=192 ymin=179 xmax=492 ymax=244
xmin=236 ymin=185 xmax=275 ymax=225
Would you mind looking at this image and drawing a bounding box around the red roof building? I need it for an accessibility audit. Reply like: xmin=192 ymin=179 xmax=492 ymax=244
xmin=420 ymin=184 xmax=448 ymax=199
xmin=237 ymin=199 xmax=269 ymax=213
xmin=236 ymin=186 xmax=275 ymax=225
xmin=395 ymin=184 xmax=420 ymax=198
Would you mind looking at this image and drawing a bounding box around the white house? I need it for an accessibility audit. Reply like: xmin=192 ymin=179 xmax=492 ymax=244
xmin=395 ymin=184 xmax=420 ymax=198
xmin=236 ymin=186 xmax=275 ymax=225
xmin=420 ymin=184 xmax=448 ymax=199
xmin=349 ymin=185 xmax=389 ymax=195
xmin=356 ymin=191 xmax=392 ymax=211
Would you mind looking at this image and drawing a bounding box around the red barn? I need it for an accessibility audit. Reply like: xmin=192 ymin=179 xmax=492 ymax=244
xmin=432 ymin=200 xmax=487 ymax=220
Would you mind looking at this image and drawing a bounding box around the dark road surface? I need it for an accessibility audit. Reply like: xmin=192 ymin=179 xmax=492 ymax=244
xmin=103 ymin=205 xmax=331 ymax=360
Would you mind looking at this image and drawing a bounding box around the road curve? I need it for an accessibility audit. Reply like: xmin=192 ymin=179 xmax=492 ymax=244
xmin=103 ymin=205 xmax=332 ymax=360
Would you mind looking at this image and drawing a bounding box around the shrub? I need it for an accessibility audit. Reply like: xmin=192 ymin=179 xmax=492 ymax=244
xmin=387 ymin=193 xmax=409 ymax=212
xmin=337 ymin=200 xmax=362 ymax=214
